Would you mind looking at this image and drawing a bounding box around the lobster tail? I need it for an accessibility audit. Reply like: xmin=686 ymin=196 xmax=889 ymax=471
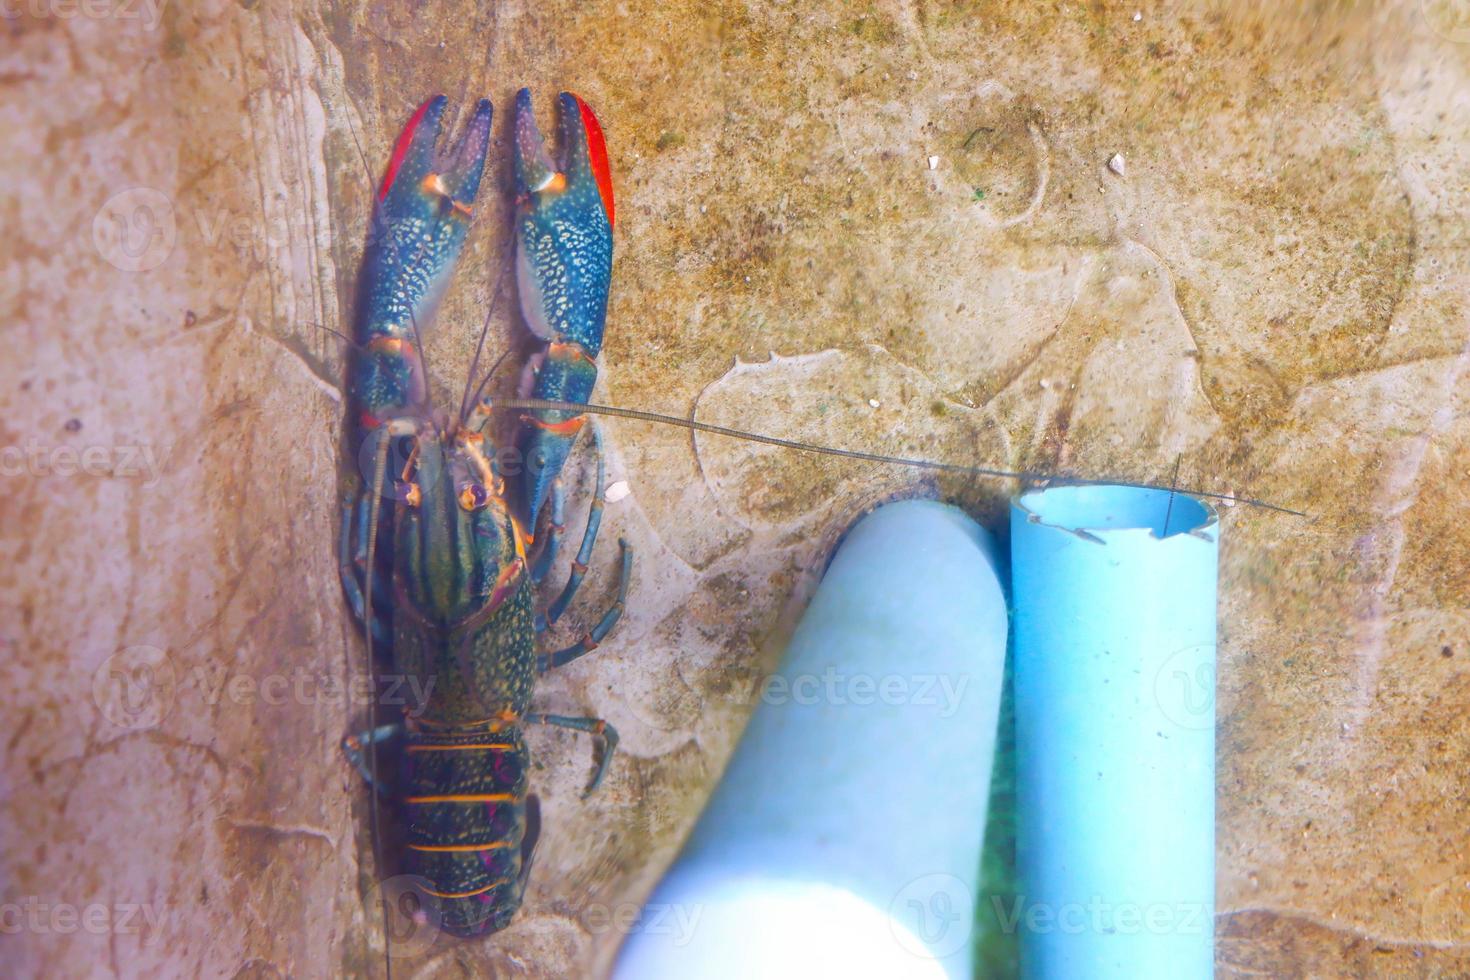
xmin=402 ymin=727 xmax=536 ymax=936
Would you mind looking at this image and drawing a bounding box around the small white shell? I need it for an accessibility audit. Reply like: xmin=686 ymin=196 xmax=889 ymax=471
xmin=604 ymin=481 xmax=631 ymax=504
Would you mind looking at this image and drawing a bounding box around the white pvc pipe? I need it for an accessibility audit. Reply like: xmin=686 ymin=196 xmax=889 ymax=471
xmin=614 ymin=500 xmax=1010 ymax=979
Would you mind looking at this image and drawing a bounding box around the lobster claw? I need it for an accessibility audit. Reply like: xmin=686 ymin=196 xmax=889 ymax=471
xmin=379 ymin=94 xmax=494 ymax=212
xmin=513 ymin=88 xmax=615 ymax=349
xmin=353 ymin=96 xmax=492 ymax=430
xmin=514 ymin=89 xmax=615 ymax=230
xmin=512 ymin=89 xmax=615 ymax=531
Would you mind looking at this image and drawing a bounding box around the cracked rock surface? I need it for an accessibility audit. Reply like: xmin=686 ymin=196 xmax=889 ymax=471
xmin=2 ymin=1 xmax=1467 ymax=976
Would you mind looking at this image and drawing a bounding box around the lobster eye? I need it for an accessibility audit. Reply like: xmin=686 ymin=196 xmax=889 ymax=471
xmin=459 ymin=483 xmax=489 ymax=512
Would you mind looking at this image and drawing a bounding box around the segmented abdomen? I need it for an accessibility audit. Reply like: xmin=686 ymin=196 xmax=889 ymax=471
xmin=402 ymin=727 xmax=531 ymax=937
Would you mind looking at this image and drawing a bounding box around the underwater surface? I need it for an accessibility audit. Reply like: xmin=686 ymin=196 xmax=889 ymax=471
xmin=3 ymin=1 xmax=1467 ymax=976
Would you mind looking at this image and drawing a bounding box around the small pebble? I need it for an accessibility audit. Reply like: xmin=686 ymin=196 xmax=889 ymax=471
xmin=604 ymin=481 xmax=631 ymax=503
xmin=1039 ymin=378 xmax=1051 ymax=389
xmin=64 ymin=418 xmax=82 ymax=433
xmin=927 ymin=155 xmax=939 ymax=170
xmin=1133 ymin=10 xmax=1142 ymax=21
xmin=1108 ymin=153 xmax=1126 ymax=177
xmin=868 ymin=399 xmax=880 ymax=408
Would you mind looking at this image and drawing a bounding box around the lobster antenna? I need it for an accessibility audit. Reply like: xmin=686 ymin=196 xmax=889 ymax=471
xmin=457 ymin=250 xmax=515 ymax=425
xmin=344 ymin=100 xmax=378 ymax=199
xmin=363 ymin=431 xmax=394 ymax=980
xmin=481 ymin=396 xmax=1307 ymax=518
xmin=1162 ymin=453 xmax=1183 ymax=536
xmin=341 ymin=96 xmax=397 ymax=980
xmin=404 ymin=302 xmax=434 ymax=405
xmin=315 ymin=322 xmax=372 ymax=356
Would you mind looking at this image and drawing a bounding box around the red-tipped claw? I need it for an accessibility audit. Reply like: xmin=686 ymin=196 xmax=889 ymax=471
xmin=379 ymin=95 xmax=494 ymax=209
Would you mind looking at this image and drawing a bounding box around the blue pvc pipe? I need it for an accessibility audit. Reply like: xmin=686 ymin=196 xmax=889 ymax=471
xmin=614 ymin=500 xmax=1009 ymax=979
xmin=1011 ymin=486 xmax=1218 ymax=979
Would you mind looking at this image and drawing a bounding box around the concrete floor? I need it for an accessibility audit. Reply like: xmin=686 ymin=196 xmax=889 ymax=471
xmin=2 ymin=1 xmax=1467 ymax=976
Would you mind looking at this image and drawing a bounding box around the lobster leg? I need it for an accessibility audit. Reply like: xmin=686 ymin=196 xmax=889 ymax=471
xmin=528 ymin=477 xmax=566 ymax=586
xmin=527 ymin=712 xmax=619 ymax=797
xmin=341 ymin=722 xmax=404 ymax=797
xmin=338 ymin=499 xmax=391 ymax=647
xmin=542 ymin=423 xmax=608 ymax=629
xmin=537 ymin=538 xmax=632 ymax=674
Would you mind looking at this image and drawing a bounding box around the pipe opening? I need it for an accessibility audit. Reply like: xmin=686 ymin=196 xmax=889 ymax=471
xmin=1018 ymin=485 xmax=1214 ymax=539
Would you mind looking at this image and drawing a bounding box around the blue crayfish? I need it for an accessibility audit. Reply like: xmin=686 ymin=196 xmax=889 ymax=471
xmin=338 ymin=88 xmax=626 ymax=939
